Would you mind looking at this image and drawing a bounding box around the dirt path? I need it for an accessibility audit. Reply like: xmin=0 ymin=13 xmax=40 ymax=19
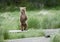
xmin=5 ymin=37 xmax=50 ymax=42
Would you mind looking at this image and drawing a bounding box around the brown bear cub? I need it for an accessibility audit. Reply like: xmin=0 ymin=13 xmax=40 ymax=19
xmin=20 ymin=7 xmax=27 ymax=31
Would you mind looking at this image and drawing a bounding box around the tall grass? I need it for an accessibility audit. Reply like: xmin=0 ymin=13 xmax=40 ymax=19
xmin=0 ymin=16 xmax=4 ymax=42
xmin=0 ymin=28 xmax=9 ymax=41
xmin=0 ymin=15 xmax=9 ymax=40
xmin=0 ymin=9 xmax=60 ymax=39
xmin=3 ymin=29 xmax=9 ymax=40
xmin=0 ymin=28 xmax=4 ymax=42
xmin=51 ymin=34 xmax=60 ymax=42
xmin=28 ymin=17 xmax=40 ymax=29
xmin=0 ymin=10 xmax=60 ymax=30
xmin=40 ymin=11 xmax=60 ymax=29
xmin=27 ymin=10 xmax=60 ymax=29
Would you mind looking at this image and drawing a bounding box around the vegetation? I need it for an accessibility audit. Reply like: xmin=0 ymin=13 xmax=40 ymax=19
xmin=3 ymin=29 xmax=9 ymax=40
xmin=0 ymin=9 xmax=60 ymax=39
xmin=0 ymin=0 xmax=60 ymax=11
xmin=0 ymin=28 xmax=4 ymax=42
xmin=0 ymin=9 xmax=60 ymax=30
xmin=9 ymin=29 xmax=44 ymax=39
xmin=28 ymin=17 xmax=40 ymax=29
xmin=51 ymin=34 xmax=60 ymax=42
xmin=0 ymin=16 xmax=4 ymax=42
xmin=0 ymin=0 xmax=60 ymax=40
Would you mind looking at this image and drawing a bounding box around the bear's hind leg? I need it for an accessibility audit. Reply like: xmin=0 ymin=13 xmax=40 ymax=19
xmin=21 ymin=24 xmax=24 ymax=31
xmin=24 ymin=23 xmax=27 ymax=30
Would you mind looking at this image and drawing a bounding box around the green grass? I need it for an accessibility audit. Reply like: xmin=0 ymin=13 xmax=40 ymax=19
xmin=0 ymin=28 xmax=4 ymax=42
xmin=28 ymin=17 xmax=40 ymax=29
xmin=51 ymin=34 xmax=60 ymax=42
xmin=0 ymin=16 xmax=4 ymax=42
xmin=1 ymin=9 xmax=60 ymax=30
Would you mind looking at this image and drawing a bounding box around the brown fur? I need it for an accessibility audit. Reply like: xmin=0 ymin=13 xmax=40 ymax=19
xmin=20 ymin=7 xmax=27 ymax=31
